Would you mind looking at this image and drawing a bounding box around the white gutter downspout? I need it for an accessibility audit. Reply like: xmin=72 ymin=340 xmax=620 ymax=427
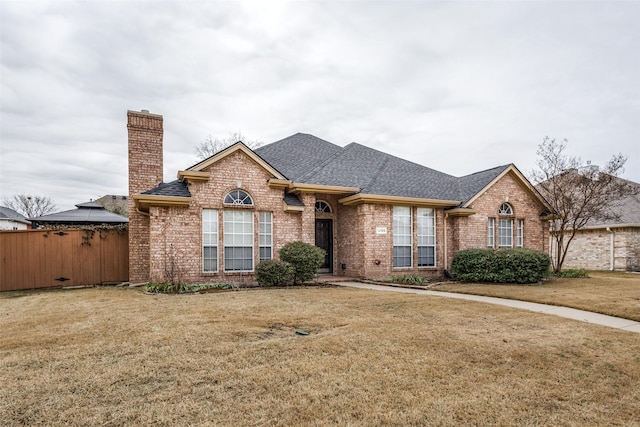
xmin=444 ymin=212 xmax=449 ymax=270
xmin=606 ymin=227 xmax=614 ymax=271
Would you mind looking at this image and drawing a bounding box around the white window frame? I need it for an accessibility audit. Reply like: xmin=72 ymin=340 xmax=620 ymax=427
xmin=223 ymin=210 xmax=254 ymax=272
xmin=258 ymin=211 xmax=272 ymax=262
xmin=498 ymin=218 xmax=513 ymax=248
xmin=202 ymin=209 xmax=218 ymax=272
xmin=417 ymin=208 xmax=436 ymax=267
xmin=517 ymin=219 xmax=524 ymax=248
xmin=315 ymin=200 xmax=332 ymax=213
xmin=393 ymin=206 xmax=412 ymax=268
xmin=487 ymin=217 xmax=495 ymax=248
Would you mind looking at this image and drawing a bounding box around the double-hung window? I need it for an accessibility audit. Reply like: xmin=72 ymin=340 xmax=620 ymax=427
xmin=258 ymin=211 xmax=272 ymax=262
xmin=224 ymin=210 xmax=254 ymax=271
xmin=202 ymin=209 xmax=218 ymax=272
xmin=498 ymin=203 xmax=513 ymax=248
xmin=498 ymin=219 xmax=513 ymax=247
xmin=487 ymin=218 xmax=495 ymax=248
xmin=393 ymin=206 xmax=412 ymax=268
xmin=517 ymin=219 xmax=524 ymax=248
xmin=417 ymin=208 xmax=435 ymax=267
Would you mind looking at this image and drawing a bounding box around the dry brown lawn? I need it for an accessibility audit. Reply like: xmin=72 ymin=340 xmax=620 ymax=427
xmin=433 ymin=271 xmax=640 ymax=322
xmin=2 ymin=285 xmax=640 ymax=426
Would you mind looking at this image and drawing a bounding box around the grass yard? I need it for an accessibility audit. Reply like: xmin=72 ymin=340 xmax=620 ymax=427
xmin=1 ymin=285 xmax=640 ymax=426
xmin=433 ymin=271 xmax=640 ymax=322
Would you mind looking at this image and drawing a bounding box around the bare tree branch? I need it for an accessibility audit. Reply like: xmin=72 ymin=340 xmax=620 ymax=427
xmin=530 ymin=137 xmax=636 ymax=272
xmin=2 ymin=194 xmax=57 ymax=219
xmin=195 ymin=132 xmax=262 ymax=160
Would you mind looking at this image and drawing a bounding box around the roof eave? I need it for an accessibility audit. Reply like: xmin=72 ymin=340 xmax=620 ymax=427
xmin=133 ymin=194 xmax=191 ymax=212
xmin=339 ymin=193 xmax=460 ymax=208
xmin=289 ymin=183 xmax=360 ymax=195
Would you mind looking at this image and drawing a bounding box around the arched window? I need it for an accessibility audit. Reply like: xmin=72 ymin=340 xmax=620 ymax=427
xmin=497 ymin=203 xmax=513 ymax=247
xmin=315 ymin=200 xmax=332 ymax=213
xmin=498 ymin=203 xmax=513 ymax=215
xmin=224 ymin=190 xmax=253 ymax=206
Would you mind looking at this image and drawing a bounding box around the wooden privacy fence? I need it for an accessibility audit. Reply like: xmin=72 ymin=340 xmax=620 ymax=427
xmin=0 ymin=228 xmax=128 ymax=292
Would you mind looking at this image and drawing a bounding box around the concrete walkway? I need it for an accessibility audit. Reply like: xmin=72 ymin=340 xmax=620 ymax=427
xmin=333 ymin=281 xmax=640 ymax=334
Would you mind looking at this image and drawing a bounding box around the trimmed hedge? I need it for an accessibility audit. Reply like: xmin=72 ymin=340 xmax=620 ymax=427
xmin=450 ymin=248 xmax=551 ymax=284
xmin=279 ymin=241 xmax=326 ymax=285
xmin=255 ymin=259 xmax=294 ymax=286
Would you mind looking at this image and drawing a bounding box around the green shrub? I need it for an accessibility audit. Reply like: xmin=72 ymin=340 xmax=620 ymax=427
xmin=255 ymin=259 xmax=295 ymax=286
xmin=554 ymin=269 xmax=590 ymax=278
xmin=144 ymin=282 xmax=235 ymax=294
xmin=279 ymin=241 xmax=326 ymax=285
xmin=450 ymin=248 xmax=551 ymax=284
xmin=391 ymin=275 xmax=429 ymax=284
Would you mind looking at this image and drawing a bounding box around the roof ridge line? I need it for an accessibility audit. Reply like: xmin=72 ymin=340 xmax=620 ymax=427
xmin=296 ymin=143 xmax=348 ymax=182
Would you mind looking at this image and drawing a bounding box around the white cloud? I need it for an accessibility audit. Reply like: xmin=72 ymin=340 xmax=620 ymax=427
xmin=1 ymin=0 xmax=639 ymax=210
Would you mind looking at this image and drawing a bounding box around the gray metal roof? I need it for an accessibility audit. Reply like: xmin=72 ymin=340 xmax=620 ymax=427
xmin=29 ymin=202 xmax=128 ymax=224
xmin=0 ymin=206 xmax=31 ymax=224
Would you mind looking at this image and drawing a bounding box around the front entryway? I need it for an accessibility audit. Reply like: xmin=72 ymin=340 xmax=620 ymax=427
xmin=315 ymin=219 xmax=333 ymax=273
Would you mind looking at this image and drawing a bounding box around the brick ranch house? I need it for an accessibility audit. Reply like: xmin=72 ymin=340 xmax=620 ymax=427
xmin=127 ymin=110 xmax=553 ymax=284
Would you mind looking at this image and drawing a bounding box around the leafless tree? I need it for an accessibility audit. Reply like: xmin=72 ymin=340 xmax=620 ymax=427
xmin=195 ymin=132 xmax=262 ymax=160
xmin=530 ymin=137 xmax=636 ymax=272
xmin=2 ymin=194 xmax=56 ymax=219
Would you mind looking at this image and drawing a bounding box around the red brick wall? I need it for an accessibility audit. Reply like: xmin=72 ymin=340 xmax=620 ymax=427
xmin=148 ymin=151 xmax=310 ymax=283
xmin=127 ymin=110 xmax=163 ymax=283
xmin=447 ymin=171 xmax=549 ymax=268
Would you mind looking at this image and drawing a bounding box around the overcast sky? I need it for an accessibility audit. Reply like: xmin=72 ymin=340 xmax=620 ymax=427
xmin=1 ymin=0 xmax=639 ymax=212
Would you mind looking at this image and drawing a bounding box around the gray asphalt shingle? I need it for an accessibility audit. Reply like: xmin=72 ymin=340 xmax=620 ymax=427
xmin=141 ymin=133 xmax=517 ymax=204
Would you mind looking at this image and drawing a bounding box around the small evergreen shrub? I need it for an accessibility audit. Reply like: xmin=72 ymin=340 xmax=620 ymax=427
xmin=255 ymin=259 xmax=295 ymax=286
xmin=279 ymin=241 xmax=326 ymax=285
xmin=391 ymin=275 xmax=429 ymax=284
xmin=450 ymin=248 xmax=551 ymax=284
xmin=554 ymin=269 xmax=590 ymax=278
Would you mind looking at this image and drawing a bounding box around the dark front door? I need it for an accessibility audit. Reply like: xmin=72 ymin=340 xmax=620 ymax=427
xmin=315 ymin=219 xmax=333 ymax=273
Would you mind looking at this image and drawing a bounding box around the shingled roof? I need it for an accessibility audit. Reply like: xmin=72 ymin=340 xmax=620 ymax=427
xmin=147 ymin=133 xmax=529 ymax=206
xmin=29 ymin=201 xmax=128 ymax=225
xmin=143 ymin=180 xmax=191 ymax=198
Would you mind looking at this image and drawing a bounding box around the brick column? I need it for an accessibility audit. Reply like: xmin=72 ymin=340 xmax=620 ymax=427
xmin=300 ymin=193 xmax=316 ymax=245
xmin=127 ymin=110 xmax=163 ymax=283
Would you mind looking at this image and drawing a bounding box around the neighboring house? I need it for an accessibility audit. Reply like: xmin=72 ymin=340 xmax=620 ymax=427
xmin=95 ymin=195 xmax=129 ymax=217
xmin=127 ymin=110 xmax=553 ymax=284
xmin=29 ymin=201 xmax=129 ymax=228
xmin=0 ymin=206 xmax=31 ymax=230
xmin=550 ymin=178 xmax=640 ymax=272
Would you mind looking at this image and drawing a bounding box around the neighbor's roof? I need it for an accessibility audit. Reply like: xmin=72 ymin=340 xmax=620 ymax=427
xmin=0 ymin=206 xmax=31 ymax=224
xmin=29 ymin=201 xmax=128 ymax=224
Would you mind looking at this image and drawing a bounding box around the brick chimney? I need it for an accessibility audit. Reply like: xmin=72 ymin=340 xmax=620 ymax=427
xmin=127 ymin=109 xmax=163 ymax=283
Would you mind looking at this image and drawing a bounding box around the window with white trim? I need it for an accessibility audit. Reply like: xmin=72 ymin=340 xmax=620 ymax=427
xmin=498 ymin=219 xmax=513 ymax=247
xmin=487 ymin=217 xmax=495 ymax=248
xmin=224 ymin=210 xmax=254 ymax=271
xmin=498 ymin=202 xmax=513 ymax=248
xmin=393 ymin=206 xmax=412 ymax=268
xmin=202 ymin=209 xmax=218 ymax=272
xmin=224 ymin=190 xmax=253 ymax=206
xmin=498 ymin=203 xmax=513 ymax=215
xmin=517 ymin=219 xmax=524 ymax=248
xmin=259 ymin=211 xmax=272 ymax=262
xmin=417 ymin=208 xmax=435 ymax=267
xmin=315 ymin=201 xmax=331 ymax=213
